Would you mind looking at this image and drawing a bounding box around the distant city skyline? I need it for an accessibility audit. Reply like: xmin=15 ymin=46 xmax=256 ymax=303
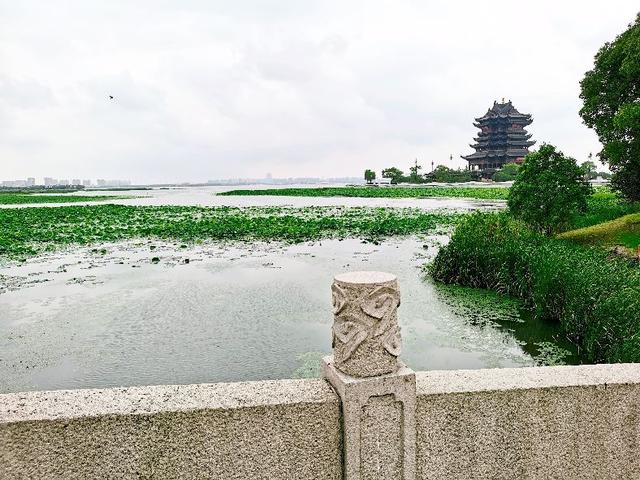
xmin=1 ymin=177 xmax=132 ymax=188
xmin=1 ymin=175 xmax=363 ymax=187
xmin=1 ymin=1 xmax=638 ymax=183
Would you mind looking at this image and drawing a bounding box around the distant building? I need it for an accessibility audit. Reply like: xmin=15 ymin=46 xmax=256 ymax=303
xmin=58 ymin=179 xmax=70 ymax=186
xmin=82 ymin=179 xmax=91 ymax=187
xmin=1 ymin=180 xmax=26 ymax=187
xmin=44 ymin=177 xmax=57 ymax=187
xmin=72 ymin=179 xmax=81 ymax=186
xmin=462 ymin=100 xmax=535 ymax=172
xmin=27 ymin=178 xmax=36 ymax=186
xmin=374 ymin=178 xmax=392 ymax=185
xmin=97 ymin=179 xmax=107 ymax=187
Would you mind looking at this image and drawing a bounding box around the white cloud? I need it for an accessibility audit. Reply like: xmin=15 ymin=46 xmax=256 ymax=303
xmin=0 ymin=0 xmax=637 ymax=182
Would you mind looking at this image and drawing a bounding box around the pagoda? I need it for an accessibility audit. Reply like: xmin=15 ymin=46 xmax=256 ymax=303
xmin=462 ymin=100 xmax=535 ymax=171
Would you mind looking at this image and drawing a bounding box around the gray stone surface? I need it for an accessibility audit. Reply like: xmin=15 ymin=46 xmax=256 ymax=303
xmin=4 ymin=360 xmax=640 ymax=479
xmin=326 ymin=271 xmax=415 ymax=479
xmin=323 ymin=356 xmax=416 ymax=480
xmin=0 ymin=379 xmax=342 ymax=480
xmin=332 ymin=271 xmax=402 ymax=377
xmin=415 ymin=364 xmax=640 ymax=480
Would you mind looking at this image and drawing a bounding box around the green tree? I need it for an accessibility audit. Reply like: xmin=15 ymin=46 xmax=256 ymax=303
xmin=430 ymin=165 xmax=472 ymax=183
xmin=579 ymin=161 xmax=598 ymax=180
xmin=508 ymin=144 xmax=592 ymax=234
xmin=382 ymin=167 xmax=404 ymax=184
xmin=408 ymin=159 xmax=423 ymax=183
xmin=364 ymin=169 xmax=376 ymax=184
xmin=579 ymin=13 xmax=640 ymax=200
xmin=492 ymin=162 xmax=521 ymax=182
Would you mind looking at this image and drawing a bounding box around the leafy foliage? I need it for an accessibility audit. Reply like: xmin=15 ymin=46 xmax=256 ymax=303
xmin=364 ymin=169 xmax=376 ymax=184
xmin=431 ymin=213 xmax=640 ymax=363
xmin=492 ymin=162 xmax=520 ymax=182
xmin=0 ymin=205 xmax=461 ymax=259
xmin=220 ymin=186 xmax=510 ymax=200
xmin=427 ymin=165 xmax=473 ymax=183
xmin=572 ymin=188 xmax=640 ymax=229
xmin=508 ymin=144 xmax=592 ymax=234
xmin=381 ymin=167 xmax=404 ymax=183
xmin=408 ymin=160 xmax=423 ymax=183
xmin=580 ymin=161 xmax=598 ymax=180
xmin=0 ymin=193 xmax=130 ymax=205
xmin=580 ymin=13 xmax=640 ymax=200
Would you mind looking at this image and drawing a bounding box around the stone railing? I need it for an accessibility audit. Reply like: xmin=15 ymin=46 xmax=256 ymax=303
xmin=2 ymin=271 xmax=640 ymax=479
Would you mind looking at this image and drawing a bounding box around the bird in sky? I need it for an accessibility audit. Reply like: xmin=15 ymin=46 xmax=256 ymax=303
xmin=108 ymin=95 xmax=114 ymax=100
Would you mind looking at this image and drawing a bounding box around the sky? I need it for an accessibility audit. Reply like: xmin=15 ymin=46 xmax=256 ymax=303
xmin=1 ymin=1 xmax=638 ymax=184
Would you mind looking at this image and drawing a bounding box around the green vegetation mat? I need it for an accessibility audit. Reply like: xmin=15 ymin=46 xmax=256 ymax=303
xmin=431 ymin=213 xmax=640 ymax=363
xmin=218 ymin=186 xmax=510 ymax=200
xmin=0 ymin=205 xmax=461 ymax=258
xmin=0 ymin=193 xmax=130 ymax=205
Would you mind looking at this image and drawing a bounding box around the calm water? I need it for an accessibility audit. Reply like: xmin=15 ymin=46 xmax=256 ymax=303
xmin=0 ymin=235 xmax=577 ymax=394
xmin=3 ymin=184 xmax=505 ymax=211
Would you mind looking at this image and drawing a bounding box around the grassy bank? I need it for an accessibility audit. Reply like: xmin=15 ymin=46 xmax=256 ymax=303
xmin=572 ymin=190 xmax=640 ymax=229
xmin=0 ymin=193 xmax=131 ymax=205
xmin=559 ymin=213 xmax=640 ymax=252
xmin=431 ymin=213 xmax=640 ymax=363
xmin=0 ymin=204 xmax=461 ymax=258
xmin=218 ymin=186 xmax=510 ymax=200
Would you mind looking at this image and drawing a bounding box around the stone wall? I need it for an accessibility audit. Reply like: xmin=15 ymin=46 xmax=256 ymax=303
xmin=415 ymin=364 xmax=640 ymax=480
xmin=2 ymin=364 xmax=640 ymax=479
xmin=0 ymin=379 xmax=342 ymax=480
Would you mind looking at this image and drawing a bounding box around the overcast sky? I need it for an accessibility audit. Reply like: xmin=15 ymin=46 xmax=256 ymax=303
xmin=1 ymin=1 xmax=638 ymax=183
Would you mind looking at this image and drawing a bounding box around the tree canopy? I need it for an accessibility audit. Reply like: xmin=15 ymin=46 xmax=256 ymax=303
xmin=382 ymin=167 xmax=404 ymax=183
xmin=492 ymin=162 xmax=521 ymax=182
xmin=580 ymin=12 xmax=640 ymax=200
xmin=364 ymin=169 xmax=376 ymax=184
xmin=429 ymin=165 xmax=472 ymax=183
xmin=508 ymin=144 xmax=592 ymax=234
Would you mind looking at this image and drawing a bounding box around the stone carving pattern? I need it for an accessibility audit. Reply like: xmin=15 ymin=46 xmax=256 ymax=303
xmin=332 ymin=283 xmax=402 ymax=360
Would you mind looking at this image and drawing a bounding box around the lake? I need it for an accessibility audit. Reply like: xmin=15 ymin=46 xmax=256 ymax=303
xmin=0 ymin=186 xmax=577 ymax=393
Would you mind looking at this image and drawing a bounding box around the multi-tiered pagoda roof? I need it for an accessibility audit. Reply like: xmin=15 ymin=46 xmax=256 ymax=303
xmin=462 ymin=100 xmax=535 ymax=172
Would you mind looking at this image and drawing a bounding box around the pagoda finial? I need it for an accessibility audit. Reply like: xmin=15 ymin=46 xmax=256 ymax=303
xmin=501 ymin=97 xmax=505 ymax=103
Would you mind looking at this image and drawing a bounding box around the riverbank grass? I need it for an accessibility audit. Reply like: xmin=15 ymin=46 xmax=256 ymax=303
xmin=430 ymin=213 xmax=640 ymax=363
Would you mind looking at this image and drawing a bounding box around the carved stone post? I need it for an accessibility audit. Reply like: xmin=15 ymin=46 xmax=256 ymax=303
xmin=322 ymin=271 xmax=416 ymax=480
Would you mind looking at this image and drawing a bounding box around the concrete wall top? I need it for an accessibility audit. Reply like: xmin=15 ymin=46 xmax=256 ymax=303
xmin=415 ymin=363 xmax=640 ymax=396
xmin=0 ymin=377 xmax=338 ymax=423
